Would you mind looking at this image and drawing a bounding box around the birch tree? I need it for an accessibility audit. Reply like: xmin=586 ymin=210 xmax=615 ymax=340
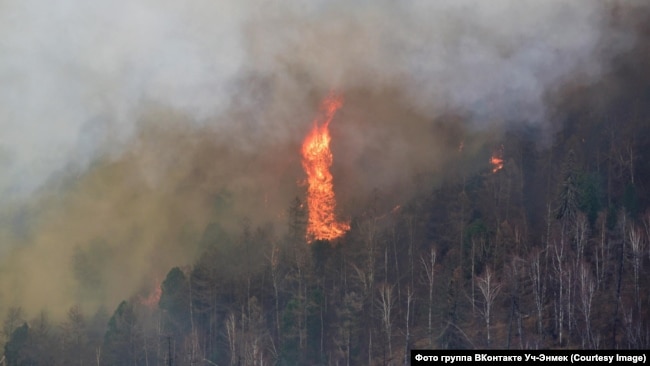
xmin=578 ymin=262 xmax=596 ymax=348
xmin=476 ymin=267 xmax=501 ymax=347
xmin=420 ymin=247 xmax=436 ymax=347
xmin=627 ymin=225 xmax=645 ymax=313
xmin=377 ymin=283 xmax=395 ymax=363
xmin=528 ymin=249 xmax=546 ymax=338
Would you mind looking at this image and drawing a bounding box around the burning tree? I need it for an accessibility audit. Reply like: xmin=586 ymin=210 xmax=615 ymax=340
xmin=301 ymin=93 xmax=350 ymax=243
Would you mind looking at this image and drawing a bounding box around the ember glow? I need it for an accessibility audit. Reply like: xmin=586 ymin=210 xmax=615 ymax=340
xmin=490 ymin=146 xmax=504 ymax=173
xmin=139 ymin=278 xmax=162 ymax=309
xmin=301 ymin=94 xmax=350 ymax=243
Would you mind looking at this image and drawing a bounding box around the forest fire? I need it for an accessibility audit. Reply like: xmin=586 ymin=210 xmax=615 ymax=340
xmin=301 ymin=93 xmax=350 ymax=243
xmin=490 ymin=146 xmax=504 ymax=173
xmin=139 ymin=279 xmax=162 ymax=309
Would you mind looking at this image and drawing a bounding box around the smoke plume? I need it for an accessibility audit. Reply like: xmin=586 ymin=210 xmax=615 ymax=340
xmin=0 ymin=0 xmax=643 ymax=319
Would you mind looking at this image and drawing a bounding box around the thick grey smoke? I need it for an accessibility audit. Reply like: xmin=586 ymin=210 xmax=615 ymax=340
xmin=0 ymin=0 xmax=637 ymax=318
xmin=0 ymin=0 xmax=622 ymax=199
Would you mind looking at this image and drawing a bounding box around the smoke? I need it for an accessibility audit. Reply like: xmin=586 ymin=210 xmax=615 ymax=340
xmin=0 ymin=0 xmax=642 ymax=319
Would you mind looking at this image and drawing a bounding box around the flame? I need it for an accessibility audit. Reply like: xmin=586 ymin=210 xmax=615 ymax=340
xmin=301 ymin=93 xmax=350 ymax=243
xmin=139 ymin=278 xmax=162 ymax=309
xmin=490 ymin=146 xmax=504 ymax=173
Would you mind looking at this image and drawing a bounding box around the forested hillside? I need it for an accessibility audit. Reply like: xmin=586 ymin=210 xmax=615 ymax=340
xmin=4 ymin=41 xmax=650 ymax=365
xmin=2 ymin=1 xmax=650 ymax=366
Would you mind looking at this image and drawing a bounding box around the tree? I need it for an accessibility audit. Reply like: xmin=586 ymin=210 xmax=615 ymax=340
xmin=61 ymin=305 xmax=91 ymax=366
xmin=28 ymin=312 xmax=54 ymax=366
xmin=476 ymin=267 xmax=501 ymax=348
xmin=574 ymin=213 xmax=589 ymax=267
xmin=354 ymin=212 xmax=381 ymax=364
xmin=225 ymin=312 xmax=238 ymax=366
xmin=577 ymin=262 xmax=596 ymax=348
xmin=4 ymin=323 xmax=35 ymax=366
xmin=282 ymin=197 xmax=309 ymax=364
xmin=3 ymin=307 xmax=24 ymax=345
xmin=402 ymin=286 xmax=414 ymax=366
xmin=102 ymin=301 xmax=142 ymax=366
xmin=556 ymin=150 xmax=580 ymax=224
xmin=241 ymin=297 xmax=273 ymax=366
xmin=269 ymin=242 xmax=282 ymax=343
xmin=88 ymin=307 xmax=109 ymax=366
xmin=376 ymin=283 xmax=395 ymax=363
xmin=159 ymin=267 xmax=191 ymax=336
xmin=627 ymin=225 xmax=645 ymax=313
xmin=505 ymin=256 xmax=525 ymax=350
xmin=551 ymin=237 xmax=568 ymax=346
xmin=528 ymin=249 xmax=546 ymax=339
xmin=420 ymin=246 xmax=436 ymax=347
xmin=333 ymin=291 xmax=362 ymax=366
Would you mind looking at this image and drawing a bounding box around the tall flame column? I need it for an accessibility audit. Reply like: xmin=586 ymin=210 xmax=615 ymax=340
xmin=301 ymin=94 xmax=350 ymax=243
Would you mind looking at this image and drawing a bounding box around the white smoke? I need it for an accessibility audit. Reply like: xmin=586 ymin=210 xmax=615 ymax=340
xmin=0 ymin=0 xmax=643 ymax=319
xmin=0 ymin=0 xmax=627 ymax=201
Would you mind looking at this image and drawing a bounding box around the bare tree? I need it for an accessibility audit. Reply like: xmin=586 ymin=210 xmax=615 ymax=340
xmin=240 ymin=297 xmax=271 ymax=366
xmin=612 ymin=210 xmax=629 ymax=347
xmin=528 ymin=249 xmax=546 ymax=338
xmin=358 ymin=215 xmax=380 ymax=364
xmin=390 ymin=225 xmax=402 ymax=303
xmin=627 ymin=225 xmax=645 ymax=313
xmin=405 ymin=214 xmax=417 ymax=292
xmin=578 ymin=262 xmax=596 ymax=348
xmin=377 ymin=283 xmax=395 ymax=363
xmin=61 ymin=305 xmax=90 ymax=366
xmin=616 ymin=138 xmax=636 ymax=185
xmin=506 ymin=256 xmax=525 ymax=349
xmin=226 ymin=312 xmax=237 ymax=366
xmin=595 ymin=212 xmax=610 ymax=289
xmin=420 ymin=247 xmax=436 ymax=347
xmin=551 ymin=239 xmax=567 ymax=345
xmin=269 ymin=243 xmax=282 ymax=342
xmin=403 ymin=287 xmax=414 ymax=366
xmin=574 ymin=213 xmax=589 ymax=266
xmin=644 ymin=213 xmax=650 ymax=263
xmin=621 ymin=302 xmax=649 ymax=349
xmin=334 ymin=291 xmax=362 ymax=366
xmin=469 ymin=237 xmax=485 ymax=315
xmin=566 ymin=262 xmax=575 ymax=337
xmin=27 ymin=311 xmax=54 ymax=366
xmin=476 ymin=267 xmax=502 ymax=347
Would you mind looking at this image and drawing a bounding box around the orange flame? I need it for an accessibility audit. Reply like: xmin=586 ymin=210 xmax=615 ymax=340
xmin=490 ymin=146 xmax=504 ymax=173
xmin=301 ymin=93 xmax=350 ymax=243
xmin=139 ymin=278 xmax=162 ymax=309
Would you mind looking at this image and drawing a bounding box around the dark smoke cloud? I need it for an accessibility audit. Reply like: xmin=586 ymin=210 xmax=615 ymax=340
xmin=0 ymin=0 xmax=642 ymax=319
